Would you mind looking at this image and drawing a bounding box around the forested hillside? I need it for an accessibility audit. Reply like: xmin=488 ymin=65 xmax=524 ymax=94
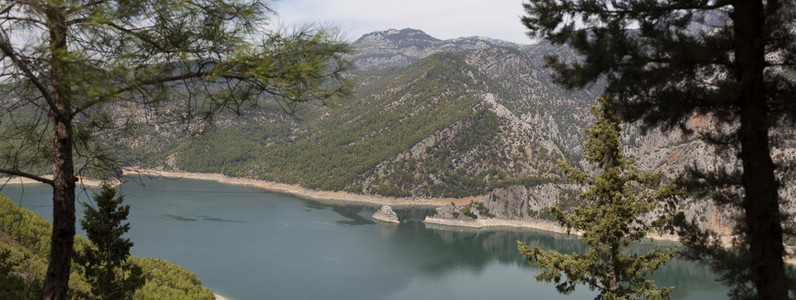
xmin=0 ymin=193 xmax=215 ymax=299
xmin=124 ymin=49 xmax=573 ymax=198
xmin=117 ymin=28 xmax=796 ymax=235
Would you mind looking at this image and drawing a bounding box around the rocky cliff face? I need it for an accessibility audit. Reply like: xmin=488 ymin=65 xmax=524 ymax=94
xmin=483 ymin=184 xmax=579 ymax=220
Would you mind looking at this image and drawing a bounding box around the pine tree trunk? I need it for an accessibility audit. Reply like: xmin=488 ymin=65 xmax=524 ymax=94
xmin=42 ymin=4 xmax=75 ymax=300
xmin=733 ymin=1 xmax=788 ymax=299
xmin=42 ymin=116 xmax=76 ymax=300
xmin=609 ymin=244 xmax=618 ymax=292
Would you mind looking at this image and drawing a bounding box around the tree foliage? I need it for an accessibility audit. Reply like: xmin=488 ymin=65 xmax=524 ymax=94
xmin=75 ymin=185 xmax=144 ymax=299
xmin=521 ymin=0 xmax=796 ymax=298
xmin=518 ymin=98 xmax=679 ymax=300
xmin=0 ymin=0 xmax=351 ymax=298
xmin=0 ymin=192 xmax=214 ymax=299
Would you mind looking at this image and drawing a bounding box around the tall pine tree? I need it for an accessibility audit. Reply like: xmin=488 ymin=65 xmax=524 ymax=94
xmin=518 ymin=97 xmax=678 ymax=300
xmin=75 ymin=185 xmax=144 ymax=299
xmin=521 ymin=0 xmax=796 ymax=298
xmin=0 ymin=1 xmax=351 ymax=298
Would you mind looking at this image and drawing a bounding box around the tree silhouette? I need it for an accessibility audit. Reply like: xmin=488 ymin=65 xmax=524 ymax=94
xmin=521 ymin=0 xmax=796 ymax=298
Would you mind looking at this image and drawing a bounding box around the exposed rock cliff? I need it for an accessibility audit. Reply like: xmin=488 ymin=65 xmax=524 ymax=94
xmin=482 ymin=183 xmax=579 ymax=220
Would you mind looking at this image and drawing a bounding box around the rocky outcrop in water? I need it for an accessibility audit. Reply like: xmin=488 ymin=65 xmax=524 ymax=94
xmin=373 ymin=205 xmax=400 ymax=223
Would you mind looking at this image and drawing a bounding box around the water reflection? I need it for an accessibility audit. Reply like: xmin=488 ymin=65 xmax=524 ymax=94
xmin=332 ymin=206 xmax=376 ymax=226
xmin=419 ymin=221 xmax=725 ymax=299
xmin=163 ymin=213 xmax=198 ymax=222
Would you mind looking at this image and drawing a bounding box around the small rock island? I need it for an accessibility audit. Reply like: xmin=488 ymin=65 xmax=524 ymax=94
xmin=372 ymin=205 xmax=400 ymax=224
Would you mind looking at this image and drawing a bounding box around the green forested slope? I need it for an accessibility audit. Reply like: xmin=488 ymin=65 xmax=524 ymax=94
xmin=0 ymin=193 xmax=214 ymax=299
xmin=125 ymin=52 xmax=568 ymax=197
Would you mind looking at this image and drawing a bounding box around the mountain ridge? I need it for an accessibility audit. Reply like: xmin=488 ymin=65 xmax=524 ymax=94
xmin=349 ymin=28 xmax=521 ymax=72
xmin=116 ymin=27 xmax=795 ymax=238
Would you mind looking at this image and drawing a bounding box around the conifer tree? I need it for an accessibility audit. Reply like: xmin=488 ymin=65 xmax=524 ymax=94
xmin=0 ymin=1 xmax=351 ymax=298
xmin=518 ymin=98 xmax=678 ymax=300
xmin=75 ymin=184 xmax=144 ymax=299
xmin=521 ymin=1 xmax=796 ymax=298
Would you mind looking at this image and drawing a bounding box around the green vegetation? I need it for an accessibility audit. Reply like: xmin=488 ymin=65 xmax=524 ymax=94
xmin=457 ymin=200 xmax=494 ymax=219
xmin=488 ymin=176 xmax=565 ymax=190
xmin=0 ymin=0 xmax=352 ymax=296
xmin=129 ymin=52 xmax=524 ymax=198
xmin=75 ymin=185 xmax=144 ymax=299
xmin=0 ymin=193 xmax=214 ymax=299
xmin=518 ymin=98 xmax=679 ymax=299
xmin=522 ymin=0 xmax=796 ymax=297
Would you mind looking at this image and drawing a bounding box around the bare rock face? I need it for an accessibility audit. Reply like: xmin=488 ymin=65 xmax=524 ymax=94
xmin=483 ymin=183 xmax=574 ymax=219
xmin=373 ymin=205 xmax=400 ymax=224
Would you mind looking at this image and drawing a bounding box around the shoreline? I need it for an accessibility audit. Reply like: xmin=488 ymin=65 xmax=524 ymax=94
xmin=422 ymin=217 xmax=684 ymax=243
xmin=424 ymin=216 xmax=569 ymax=233
xmin=214 ymin=293 xmax=228 ymax=300
xmin=2 ymin=175 xmax=110 ymax=188
xmin=8 ymin=168 xmax=794 ymax=265
xmin=121 ymin=168 xmax=479 ymax=208
xmin=122 ymin=168 xmax=740 ymax=251
xmin=135 ymin=169 xmax=796 ymax=263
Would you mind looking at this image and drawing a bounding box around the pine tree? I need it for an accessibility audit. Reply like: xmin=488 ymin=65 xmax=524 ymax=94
xmin=75 ymin=184 xmax=144 ymax=299
xmin=518 ymin=98 xmax=679 ymax=300
xmin=521 ymin=0 xmax=796 ymax=298
xmin=0 ymin=1 xmax=351 ymax=298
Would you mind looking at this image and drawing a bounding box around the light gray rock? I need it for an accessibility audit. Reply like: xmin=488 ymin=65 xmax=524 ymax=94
xmin=373 ymin=205 xmax=400 ymax=224
xmin=483 ymin=183 xmax=575 ymax=219
xmin=429 ymin=204 xmax=475 ymax=221
xmin=349 ymin=28 xmax=521 ymax=72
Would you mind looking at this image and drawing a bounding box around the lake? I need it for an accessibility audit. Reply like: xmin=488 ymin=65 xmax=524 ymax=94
xmin=0 ymin=177 xmax=728 ymax=299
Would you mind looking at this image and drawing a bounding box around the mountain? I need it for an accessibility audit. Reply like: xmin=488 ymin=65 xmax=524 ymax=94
xmin=349 ymin=28 xmax=520 ymax=72
xmin=119 ymin=28 xmax=795 ymax=237
xmin=125 ymin=50 xmax=568 ymax=197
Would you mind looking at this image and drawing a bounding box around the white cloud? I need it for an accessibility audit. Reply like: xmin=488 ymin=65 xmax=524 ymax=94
xmin=269 ymin=0 xmax=531 ymax=44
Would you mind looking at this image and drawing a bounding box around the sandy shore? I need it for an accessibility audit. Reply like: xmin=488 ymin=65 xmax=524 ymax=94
xmin=8 ymin=168 xmax=793 ymax=265
xmin=125 ymin=168 xmax=796 ymax=264
xmin=1 ymin=175 xmax=112 ymax=188
xmin=424 ymin=216 xmax=569 ymax=233
xmin=122 ymin=168 xmax=478 ymax=208
xmin=423 ymin=217 xmax=685 ymax=242
xmin=214 ymin=293 xmax=229 ymax=300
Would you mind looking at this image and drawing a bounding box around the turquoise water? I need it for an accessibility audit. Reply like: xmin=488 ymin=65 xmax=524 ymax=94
xmin=1 ymin=177 xmax=728 ymax=299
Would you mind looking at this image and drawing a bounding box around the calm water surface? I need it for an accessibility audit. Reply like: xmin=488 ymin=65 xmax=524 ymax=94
xmin=1 ymin=177 xmax=728 ymax=299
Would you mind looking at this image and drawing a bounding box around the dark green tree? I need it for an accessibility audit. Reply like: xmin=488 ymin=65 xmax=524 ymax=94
xmin=518 ymin=98 xmax=678 ymax=300
xmin=75 ymin=185 xmax=144 ymax=299
xmin=0 ymin=249 xmax=42 ymax=299
xmin=521 ymin=0 xmax=796 ymax=298
xmin=0 ymin=0 xmax=351 ymax=298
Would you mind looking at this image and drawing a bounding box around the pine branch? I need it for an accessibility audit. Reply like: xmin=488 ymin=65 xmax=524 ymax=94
xmin=0 ymin=32 xmax=59 ymax=116
xmin=0 ymin=168 xmax=54 ymax=185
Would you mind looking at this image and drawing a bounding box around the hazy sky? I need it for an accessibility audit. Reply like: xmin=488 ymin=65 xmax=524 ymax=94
xmin=269 ymin=0 xmax=532 ymax=44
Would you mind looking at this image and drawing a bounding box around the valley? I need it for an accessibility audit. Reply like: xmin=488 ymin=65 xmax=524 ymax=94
xmin=118 ymin=28 xmax=796 ymax=240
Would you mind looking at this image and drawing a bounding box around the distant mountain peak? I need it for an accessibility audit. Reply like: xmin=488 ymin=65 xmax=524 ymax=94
xmin=350 ymin=28 xmax=519 ymax=72
xmin=382 ymin=28 xmax=429 ymax=36
xmin=356 ymin=28 xmax=440 ymax=44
